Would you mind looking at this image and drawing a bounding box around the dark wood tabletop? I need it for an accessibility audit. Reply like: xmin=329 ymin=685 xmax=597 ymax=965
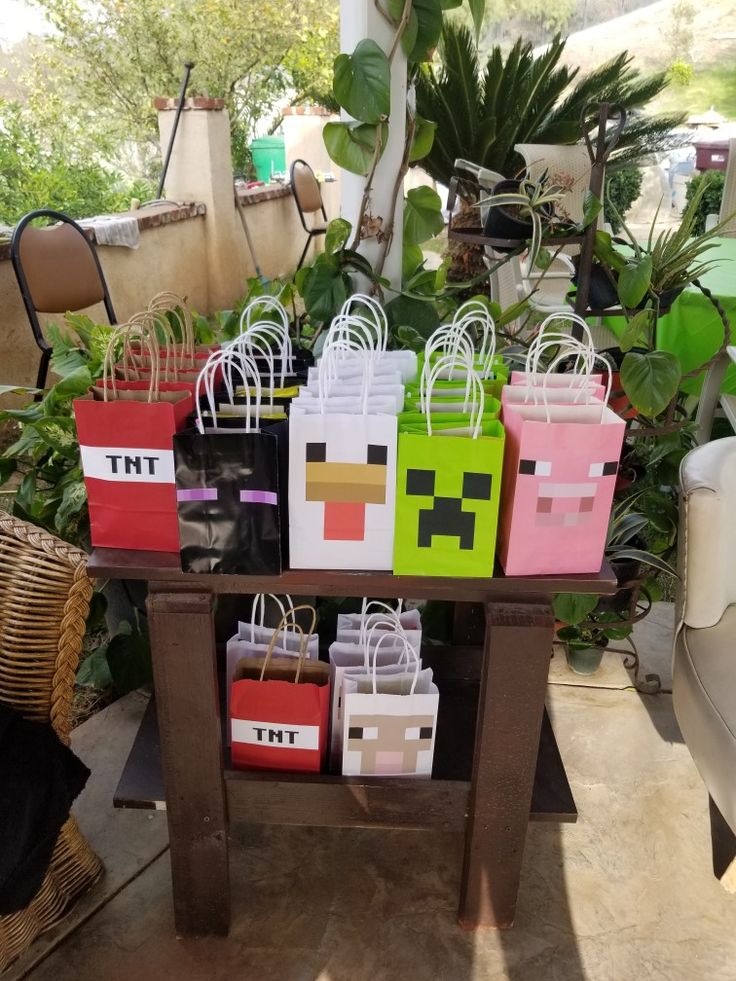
xmin=88 ymin=547 xmax=617 ymax=601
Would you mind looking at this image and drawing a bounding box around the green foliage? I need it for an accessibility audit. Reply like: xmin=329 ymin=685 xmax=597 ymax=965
xmin=416 ymin=24 xmax=684 ymax=193
xmin=0 ymin=100 xmax=145 ymax=225
xmin=605 ymin=165 xmax=643 ymax=234
xmin=403 ymin=186 xmax=445 ymax=245
xmin=667 ymin=60 xmax=694 ymax=87
xmin=333 ymin=40 xmax=390 ymax=124
xmin=0 ymin=314 xmax=116 ymax=542
xmin=323 ymin=120 xmax=388 ymax=175
xmin=552 ymin=593 xmax=598 ymax=625
xmin=685 ymin=170 xmax=726 ymax=235
xmin=28 ymin=0 xmax=339 ymax=178
xmin=620 ymin=351 xmax=681 ymax=418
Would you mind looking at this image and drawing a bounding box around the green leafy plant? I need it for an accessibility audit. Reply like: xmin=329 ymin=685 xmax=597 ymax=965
xmin=585 ymin=177 xmax=734 ymax=419
xmin=478 ymin=175 xmax=569 ymax=269
xmin=415 ymin=24 xmax=684 ymax=196
xmin=0 ymin=314 xmax=117 ymax=541
xmin=685 ymin=170 xmax=726 ymax=235
xmin=556 ymin=611 xmax=632 ymax=651
xmin=605 ymin=165 xmax=643 ymax=234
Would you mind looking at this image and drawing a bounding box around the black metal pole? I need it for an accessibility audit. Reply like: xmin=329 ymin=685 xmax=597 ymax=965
xmin=157 ymin=61 xmax=195 ymax=200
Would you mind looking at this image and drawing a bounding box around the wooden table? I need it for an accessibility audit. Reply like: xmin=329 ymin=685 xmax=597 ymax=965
xmin=88 ymin=548 xmax=616 ymax=936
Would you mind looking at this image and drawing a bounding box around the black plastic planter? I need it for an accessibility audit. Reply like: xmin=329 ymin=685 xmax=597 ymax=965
xmin=483 ymin=179 xmax=552 ymax=252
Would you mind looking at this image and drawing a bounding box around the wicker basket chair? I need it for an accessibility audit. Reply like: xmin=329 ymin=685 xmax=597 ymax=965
xmin=0 ymin=512 xmax=102 ymax=973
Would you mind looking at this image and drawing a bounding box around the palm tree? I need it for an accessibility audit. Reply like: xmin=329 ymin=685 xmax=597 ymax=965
xmin=416 ymin=25 xmax=685 ymax=201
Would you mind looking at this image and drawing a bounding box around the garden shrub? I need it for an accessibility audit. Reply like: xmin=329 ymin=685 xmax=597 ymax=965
xmin=684 ymin=171 xmax=725 ymax=235
xmin=605 ymin=166 xmax=643 ymax=233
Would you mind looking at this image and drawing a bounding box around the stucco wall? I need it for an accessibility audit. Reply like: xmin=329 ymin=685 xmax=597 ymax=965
xmin=0 ymin=100 xmax=339 ymax=392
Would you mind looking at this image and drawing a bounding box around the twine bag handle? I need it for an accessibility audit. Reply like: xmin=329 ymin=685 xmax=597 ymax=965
xmin=541 ymin=350 xmax=614 ymax=423
xmin=238 ymin=321 xmax=292 ymax=388
xmin=452 ymin=300 xmax=497 ymax=376
xmin=103 ymin=321 xmax=161 ymax=403
xmin=240 ymin=295 xmax=290 ymax=336
xmin=525 ymin=336 xmax=597 ymax=406
xmin=147 ymin=292 xmax=195 ymax=364
xmin=339 ymin=293 xmax=389 ymax=353
xmin=259 ymin=605 xmax=317 ymax=684
xmin=369 ymin=631 xmax=421 ymax=695
xmin=318 ymin=339 xmax=373 ymax=415
xmin=231 ymin=331 xmax=277 ymax=410
xmin=196 ymin=349 xmax=262 ymax=433
xmin=249 ymin=593 xmax=298 ymax=643
xmin=425 ymin=359 xmax=485 ymax=439
xmin=420 ymin=349 xmax=475 ymax=415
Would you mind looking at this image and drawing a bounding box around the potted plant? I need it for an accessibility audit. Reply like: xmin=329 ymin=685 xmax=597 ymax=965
xmin=556 ymin=609 xmax=633 ymax=675
xmin=578 ymin=176 xmax=734 ymax=319
xmin=479 ymin=173 xmax=568 ymax=267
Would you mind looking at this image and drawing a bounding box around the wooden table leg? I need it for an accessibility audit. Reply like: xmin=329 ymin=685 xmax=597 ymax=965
xmin=459 ymin=599 xmax=554 ymax=929
xmin=147 ymin=588 xmax=229 ymax=936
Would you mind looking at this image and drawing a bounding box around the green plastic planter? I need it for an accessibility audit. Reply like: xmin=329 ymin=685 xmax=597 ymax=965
xmin=250 ymin=136 xmax=286 ymax=182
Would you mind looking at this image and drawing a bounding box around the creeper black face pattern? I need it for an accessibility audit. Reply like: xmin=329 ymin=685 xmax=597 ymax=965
xmin=405 ymin=468 xmax=493 ymax=550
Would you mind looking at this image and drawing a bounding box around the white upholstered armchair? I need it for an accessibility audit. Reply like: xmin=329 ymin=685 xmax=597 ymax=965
xmin=674 ymin=436 xmax=736 ymax=889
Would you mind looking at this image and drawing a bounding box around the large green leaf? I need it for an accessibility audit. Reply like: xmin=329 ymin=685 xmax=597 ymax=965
xmin=402 ymin=243 xmax=424 ymax=281
xmin=385 ymin=294 xmax=441 ymax=334
xmin=325 ymin=217 xmax=352 ymax=254
xmin=400 ymin=0 xmax=443 ymax=62
xmin=105 ymin=621 xmax=153 ymax=697
xmin=55 ymin=478 xmax=87 ymax=534
xmin=300 ymin=255 xmax=351 ymax=322
xmin=0 ymin=385 xmax=39 ymax=397
xmin=404 ymin=185 xmax=445 ymax=245
xmin=617 ymin=255 xmax=652 ymax=308
xmin=467 ymin=0 xmax=485 ymax=40
xmin=32 ymin=417 xmax=79 ymax=459
xmin=323 ymin=121 xmax=387 ymax=175
xmin=333 ymin=39 xmax=390 ymax=123
xmin=618 ymin=308 xmax=652 ymax=353
xmin=620 ymin=350 xmax=681 ymax=417
xmin=409 ymin=114 xmax=437 ymax=162
xmin=553 ymin=592 xmax=598 ymax=625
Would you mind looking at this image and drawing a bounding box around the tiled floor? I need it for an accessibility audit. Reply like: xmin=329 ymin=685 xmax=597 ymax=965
xmin=9 ymin=603 xmax=736 ymax=981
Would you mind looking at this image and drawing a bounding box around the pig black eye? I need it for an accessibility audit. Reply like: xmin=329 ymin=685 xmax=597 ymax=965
xmin=519 ymin=459 xmax=551 ymax=476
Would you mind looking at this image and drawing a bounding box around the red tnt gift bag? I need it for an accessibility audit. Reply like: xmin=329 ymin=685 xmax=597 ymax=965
xmin=230 ymin=608 xmax=330 ymax=773
xmin=73 ymin=325 xmax=194 ymax=552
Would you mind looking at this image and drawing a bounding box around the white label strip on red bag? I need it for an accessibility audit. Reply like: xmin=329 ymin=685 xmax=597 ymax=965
xmin=231 ymin=719 xmax=320 ymax=751
xmin=79 ymin=445 xmax=175 ymax=483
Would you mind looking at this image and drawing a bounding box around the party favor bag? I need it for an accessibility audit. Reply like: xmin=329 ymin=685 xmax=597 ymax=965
xmin=342 ymin=635 xmax=438 ymax=778
xmin=288 ymin=342 xmax=397 ymax=570
xmin=73 ymin=325 xmax=194 ymax=552
xmin=226 ymin=595 xmax=319 ymax=736
xmin=230 ymin=609 xmax=329 ymax=773
xmin=173 ymin=349 xmax=281 ymax=574
xmin=498 ymin=346 xmax=625 ymax=576
xmin=394 ymin=362 xmax=505 ymax=578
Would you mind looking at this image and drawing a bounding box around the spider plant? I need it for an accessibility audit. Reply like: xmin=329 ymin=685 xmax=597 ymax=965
xmin=478 ymin=175 xmax=567 ymax=270
xmin=594 ymin=175 xmax=733 ymax=319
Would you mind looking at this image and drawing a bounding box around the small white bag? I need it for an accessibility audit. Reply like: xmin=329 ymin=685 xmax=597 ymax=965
xmin=341 ymin=634 xmax=438 ymax=778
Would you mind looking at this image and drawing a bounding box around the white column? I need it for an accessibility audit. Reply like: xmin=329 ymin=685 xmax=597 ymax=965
xmin=339 ymin=0 xmax=406 ymax=290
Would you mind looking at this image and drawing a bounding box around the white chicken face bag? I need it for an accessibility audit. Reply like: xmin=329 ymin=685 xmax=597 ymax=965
xmin=288 ymin=412 xmax=398 ymax=570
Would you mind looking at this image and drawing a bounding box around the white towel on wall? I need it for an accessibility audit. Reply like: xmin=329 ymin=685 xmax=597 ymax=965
xmin=80 ymin=215 xmax=140 ymax=249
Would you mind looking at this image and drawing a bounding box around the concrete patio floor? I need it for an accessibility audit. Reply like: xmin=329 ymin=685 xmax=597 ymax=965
xmin=8 ymin=603 xmax=736 ymax=981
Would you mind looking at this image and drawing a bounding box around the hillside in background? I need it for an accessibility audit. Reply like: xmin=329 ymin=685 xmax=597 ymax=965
xmin=556 ymin=0 xmax=736 ymax=118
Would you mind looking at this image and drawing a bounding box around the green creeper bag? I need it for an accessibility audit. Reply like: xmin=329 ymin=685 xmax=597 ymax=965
xmin=393 ymin=419 xmax=505 ymax=578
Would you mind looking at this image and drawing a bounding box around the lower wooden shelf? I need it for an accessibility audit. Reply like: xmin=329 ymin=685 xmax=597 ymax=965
xmin=115 ymin=682 xmax=577 ymax=830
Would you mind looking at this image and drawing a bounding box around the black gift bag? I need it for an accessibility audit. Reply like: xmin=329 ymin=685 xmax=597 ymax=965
xmin=174 ymin=428 xmax=282 ymax=574
xmin=173 ymin=350 xmax=282 ymax=575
